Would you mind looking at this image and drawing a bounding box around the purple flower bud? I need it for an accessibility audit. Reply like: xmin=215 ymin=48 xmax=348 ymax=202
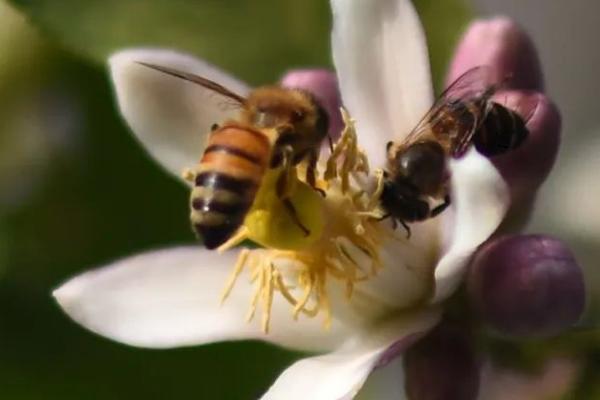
xmin=446 ymin=18 xmax=560 ymax=203
xmin=404 ymin=324 xmax=480 ymax=400
xmin=447 ymin=17 xmax=543 ymax=91
xmin=280 ymin=69 xmax=344 ymax=140
xmin=468 ymin=235 xmax=585 ymax=337
xmin=491 ymin=90 xmax=561 ymax=203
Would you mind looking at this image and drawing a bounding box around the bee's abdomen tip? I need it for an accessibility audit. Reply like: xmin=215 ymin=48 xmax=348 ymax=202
xmin=194 ymin=223 xmax=239 ymax=250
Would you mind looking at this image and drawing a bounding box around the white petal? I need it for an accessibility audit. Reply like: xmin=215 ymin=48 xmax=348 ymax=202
xmin=356 ymin=357 xmax=407 ymax=400
xmin=346 ymin=220 xmax=440 ymax=313
xmin=261 ymin=309 xmax=439 ymax=400
xmin=53 ymin=246 xmax=350 ymax=352
xmin=432 ymin=149 xmax=509 ymax=302
xmin=109 ymin=48 xmax=250 ymax=180
xmin=331 ymin=0 xmax=434 ymax=166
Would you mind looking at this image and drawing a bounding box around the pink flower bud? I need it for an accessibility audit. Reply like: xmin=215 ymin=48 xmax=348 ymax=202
xmin=447 ymin=17 xmax=543 ymax=91
xmin=448 ymin=18 xmax=560 ymax=202
xmin=492 ymin=90 xmax=561 ymax=202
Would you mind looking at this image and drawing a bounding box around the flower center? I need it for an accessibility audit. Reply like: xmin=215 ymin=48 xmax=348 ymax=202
xmin=220 ymin=110 xmax=395 ymax=333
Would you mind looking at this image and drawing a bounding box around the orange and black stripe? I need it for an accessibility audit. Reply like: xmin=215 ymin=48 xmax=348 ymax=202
xmin=191 ymin=124 xmax=271 ymax=249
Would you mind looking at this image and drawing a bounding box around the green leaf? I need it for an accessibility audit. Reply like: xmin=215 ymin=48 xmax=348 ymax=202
xmin=9 ymin=0 xmax=470 ymax=85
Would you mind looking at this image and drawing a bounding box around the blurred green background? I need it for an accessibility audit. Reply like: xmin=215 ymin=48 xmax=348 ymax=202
xmin=0 ymin=0 xmax=597 ymax=398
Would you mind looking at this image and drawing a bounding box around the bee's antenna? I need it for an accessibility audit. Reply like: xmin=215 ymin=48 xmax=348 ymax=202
xmin=135 ymin=61 xmax=247 ymax=105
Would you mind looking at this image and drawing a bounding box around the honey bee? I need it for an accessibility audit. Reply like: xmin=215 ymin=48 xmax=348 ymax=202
xmin=380 ymin=66 xmax=528 ymax=235
xmin=137 ymin=63 xmax=329 ymax=249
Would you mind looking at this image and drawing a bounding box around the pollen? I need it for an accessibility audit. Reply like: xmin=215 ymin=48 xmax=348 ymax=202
xmin=220 ymin=109 xmax=390 ymax=333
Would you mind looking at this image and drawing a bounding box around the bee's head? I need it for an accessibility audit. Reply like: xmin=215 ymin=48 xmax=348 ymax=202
xmin=392 ymin=141 xmax=446 ymax=195
xmin=245 ymin=87 xmax=328 ymax=141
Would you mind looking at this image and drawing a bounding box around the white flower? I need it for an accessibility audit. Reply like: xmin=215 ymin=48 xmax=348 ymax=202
xmin=53 ymin=0 xmax=509 ymax=398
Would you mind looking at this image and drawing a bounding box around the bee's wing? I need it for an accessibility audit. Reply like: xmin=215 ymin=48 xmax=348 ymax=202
xmin=402 ymin=66 xmax=499 ymax=157
xmin=110 ymin=49 xmax=251 ymax=180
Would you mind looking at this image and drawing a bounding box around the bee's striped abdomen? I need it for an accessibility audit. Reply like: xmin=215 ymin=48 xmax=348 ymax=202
xmin=474 ymin=102 xmax=528 ymax=156
xmin=191 ymin=124 xmax=270 ymax=249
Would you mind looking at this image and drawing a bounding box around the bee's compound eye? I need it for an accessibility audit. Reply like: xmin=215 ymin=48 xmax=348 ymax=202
xmin=291 ymin=110 xmax=305 ymax=122
xmin=386 ymin=141 xmax=393 ymax=151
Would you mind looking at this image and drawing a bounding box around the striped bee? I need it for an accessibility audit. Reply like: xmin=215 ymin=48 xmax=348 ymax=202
xmin=137 ymin=63 xmax=329 ymax=249
xmin=381 ymin=66 xmax=528 ymax=235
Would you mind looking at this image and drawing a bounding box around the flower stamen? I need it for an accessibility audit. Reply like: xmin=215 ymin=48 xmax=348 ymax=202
xmin=325 ymin=108 xmax=370 ymax=192
xmin=220 ymin=109 xmax=394 ymax=333
xmin=220 ymin=248 xmax=250 ymax=305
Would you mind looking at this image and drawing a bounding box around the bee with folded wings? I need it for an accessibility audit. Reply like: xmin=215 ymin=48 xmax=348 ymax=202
xmin=137 ymin=63 xmax=329 ymax=249
xmin=373 ymin=66 xmax=529 ymax=236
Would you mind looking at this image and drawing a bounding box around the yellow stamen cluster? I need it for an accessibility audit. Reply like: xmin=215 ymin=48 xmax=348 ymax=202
xmin=220 ymin=109 xmax=390 ymax=333
xmin=324 ymin=109 xmax=370 ymax=192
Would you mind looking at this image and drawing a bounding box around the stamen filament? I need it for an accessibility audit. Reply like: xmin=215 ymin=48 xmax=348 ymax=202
xmin=262 ymin=263 xmax=275 ymax=333
xmin=246 ymin=269 xmax=263 ymax=322
xmin=220 ymin=248 xmax=249 ymax=304
xmin=293 ymin=275 xmax=314 ymax=319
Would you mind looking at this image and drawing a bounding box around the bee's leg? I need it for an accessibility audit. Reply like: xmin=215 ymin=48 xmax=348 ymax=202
xmin=400 ymin=220 xmax=411 ymax=239
xmin=270 ymin=124 xmax=295 ymax=168
xmin=281 ymin=198 xmax=310 ymax=236
xmin=374 ymin=213 xmax=399 ymax=232
xmin=306 ymin=150 xmax=326 ymax=197
xmin=430 ymin=195 xmax=451 ymax=218
xmin=276 ymin=146 xmax=311 ymax=236
xmin=375 ymin=213 xmax=391 ymax=222
xmin=181 ymin=167 xmax=196 ymax=182
xmin=276 ymin=146 xmax=296 ymax=198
